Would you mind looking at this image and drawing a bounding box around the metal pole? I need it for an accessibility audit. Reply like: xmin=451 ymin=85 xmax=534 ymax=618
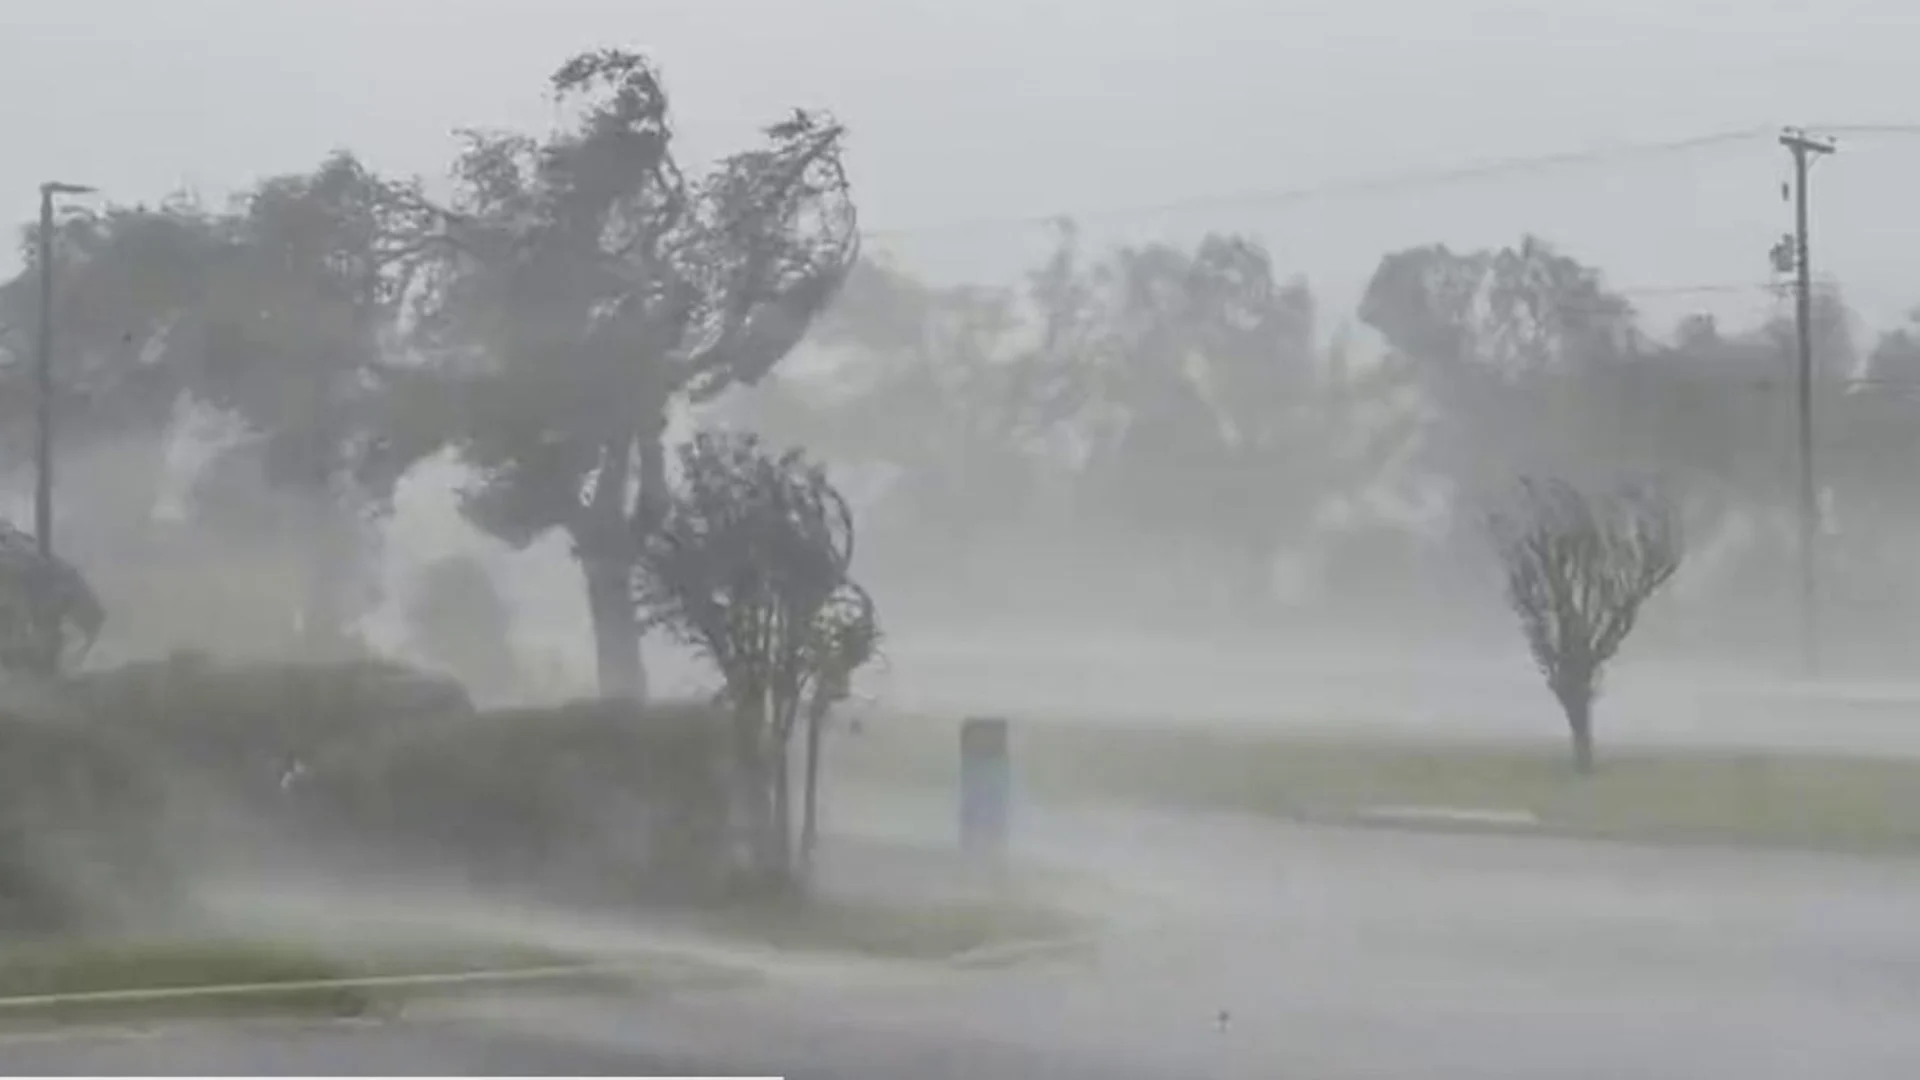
xmin=33 ymin=185 xmax=54 ymax=561
xmin=1780 ymin=129 xmax=1834 ymax=678
xmin=31 ymin=181 xmax=93 ymax=564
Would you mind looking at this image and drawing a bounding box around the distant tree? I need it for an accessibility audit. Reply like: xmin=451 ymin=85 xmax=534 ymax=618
xmin=405 ymin=554 xmax=521 ymax=702
xmin=637 ymin=430 xmax=878 ymax=890
xmin=0 ymin=157 xmax=440 ymax=653
xmin=409 ymin=49 xmax=858 ymax=701
xmin=1360 ymin=237 xmax=1642 ymax=501
xmin=925 ymin=229 xmax=1402 ymax=618
xmin=1488 ymin=477 xmax=1681 ymax=773
xmin=0 ymin=200 xmax=227 ymax=547
xmin=189 ymin=153 xmax=442 ymax=651
xmin=770 ymin=257 xmax=1039 ymax=553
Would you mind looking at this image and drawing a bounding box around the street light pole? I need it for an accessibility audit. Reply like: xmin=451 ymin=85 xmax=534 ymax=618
xmin=33 ymin=181 xmax=94 ymax=562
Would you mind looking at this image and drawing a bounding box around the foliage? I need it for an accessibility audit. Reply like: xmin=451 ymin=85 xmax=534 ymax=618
xmin=1487 ymin=478 xmax=1682 ymax=771
xmin=406 ymin=48 xmax=860 ymax=698
xmin=319 ymin=698 xmax=733 ymax=904
xmin=73 ymin=656 xmax=733 ymax=905
xmin=0 ymin=699 xmax=173 ymax=936
xmin=0 ymin=156 xmax=443 ymax=652
xmin=75 ymin=654 xmax=472 ymax=803
xmin=0 ymin=521 xmax=105 ymax=675
xmin=784 ymin=226 xmax=1426 ymax=625
xmin=638 ymin=430 xmax=879 ymax=886
xmin=403 ymin=554 xmax=522 ymax=702
xmin=1359 ymin=236 xmax=1645 ymax=499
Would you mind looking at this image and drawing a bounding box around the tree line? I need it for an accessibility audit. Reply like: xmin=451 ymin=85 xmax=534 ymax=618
xmin=0 ymin=45 xmax=1910 ymax=783
xmin=735 ymin=225 xmax=1920 ymax=665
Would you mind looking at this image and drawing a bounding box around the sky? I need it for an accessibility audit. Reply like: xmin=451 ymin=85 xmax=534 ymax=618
xmin=5 ymin=0 xmax=1920 ymax=331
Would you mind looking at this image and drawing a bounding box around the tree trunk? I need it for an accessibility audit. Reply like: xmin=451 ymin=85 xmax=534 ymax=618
xmin=770 ymin=741 xmax=794 ymax=885
xmin=799 ymin=705 xmax=827 ymax=875
xmin=636 ymin=436 xmax=670 ymax=536
xmin=583 ymin=556 xmax=647 ymax=701
xmin=1562 ymin=690 xmax=1596 ymax=774
xmin=728 ymin=697 xmax=782 ymax=893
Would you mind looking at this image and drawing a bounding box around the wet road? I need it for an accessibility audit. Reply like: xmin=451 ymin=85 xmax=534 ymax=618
xmin=21 ymin=791 xmax=1920 ymax=1078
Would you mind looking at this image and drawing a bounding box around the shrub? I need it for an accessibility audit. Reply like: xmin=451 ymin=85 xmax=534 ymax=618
xmin=67 ymin=657 xmax=733 ymax=907
xmin=73 ymin=653 xmax=473 ymax=802
xmin=0 ymin=700 xmax=175 ymax=936
xmin=315 ymin=698 xmax=734 ymax=903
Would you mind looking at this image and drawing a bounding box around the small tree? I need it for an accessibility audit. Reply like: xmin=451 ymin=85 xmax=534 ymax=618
xmin=1488 ymin=477 xmax=1680 ymax=773
xmin=0 ymin=523 xmax=105 ymax=676
xmin=638 ymin=431 xmax=878 ymax=891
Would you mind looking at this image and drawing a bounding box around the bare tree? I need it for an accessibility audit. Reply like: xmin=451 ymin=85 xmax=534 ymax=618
xmin=1488 ymin=477 xmax=1681 ymax=772
xmin=637 ymin=431 xmax=878 ymax=891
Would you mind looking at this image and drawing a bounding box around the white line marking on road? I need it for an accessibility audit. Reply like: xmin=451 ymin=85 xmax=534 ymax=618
xmin=0 ymin=961 xmax=644 ymax=1011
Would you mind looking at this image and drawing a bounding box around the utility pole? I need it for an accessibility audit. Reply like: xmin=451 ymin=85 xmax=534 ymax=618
xmin=33 ymin=181 xmax=94 ymax=562
xmin=1779 ymin=129 xmax=1835 ymax=678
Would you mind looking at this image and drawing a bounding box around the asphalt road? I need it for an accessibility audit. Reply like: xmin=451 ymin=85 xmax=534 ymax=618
xmin=19 ymin=794 xmax=1920 ymax=1078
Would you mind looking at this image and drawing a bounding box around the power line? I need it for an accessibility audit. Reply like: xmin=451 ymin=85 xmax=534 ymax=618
xmin=1616 ymin=281 xmax=1780 ymax=299
xmin=1808 ymin=123 xmax=1920 ymax=138
xmin=862 ymin=126 xmax=1777 ymax=240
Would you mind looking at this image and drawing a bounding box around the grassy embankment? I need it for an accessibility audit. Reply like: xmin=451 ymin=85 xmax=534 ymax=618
xmin=832 ymin=715 xmax=1920 ymax=855
xmin=0 ymin=938 xmax=705 ymax=1027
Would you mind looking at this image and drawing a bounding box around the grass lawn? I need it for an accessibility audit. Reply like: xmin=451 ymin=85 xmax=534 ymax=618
xmin=0 ymin=941 xmax=378 ymax=1022
xmin=831 ymin=716 xmax=1920 ymax=856
xmin=701 ymin=894 xmax=1084 ymax=961
xmin=0 ymin=937 xmax=642 ymax=1026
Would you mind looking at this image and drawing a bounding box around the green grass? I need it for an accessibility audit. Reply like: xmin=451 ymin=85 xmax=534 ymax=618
xmin=0 ymin=940 xmax=355 ymax=999
xmin=0 ymin=940 xmax=375 ymax=1023
xmin=702 ymin=894 xmax=1084 ymax=961
xmin=832 ymin=717 xmax=1920 ymax=856
xmin=0 ymin=937 xmax=645 ymax=1027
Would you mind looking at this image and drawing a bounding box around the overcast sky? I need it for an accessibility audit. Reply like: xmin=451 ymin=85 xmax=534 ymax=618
xmin=5 ymin=0 xmax=1920 ymax=330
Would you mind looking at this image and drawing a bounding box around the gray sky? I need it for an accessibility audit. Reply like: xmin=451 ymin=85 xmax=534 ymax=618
xmin=6 ymin=0 xmax=1920 ymax=330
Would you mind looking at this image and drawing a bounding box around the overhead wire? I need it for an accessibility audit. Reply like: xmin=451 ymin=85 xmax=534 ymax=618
xmin=855 ymin=122 xmax=1920 ymax=400
xmin=861 ymin=125 xmax=1779 ymax=240
xmin=1808 ymin=124 xmax=1920 ymax=139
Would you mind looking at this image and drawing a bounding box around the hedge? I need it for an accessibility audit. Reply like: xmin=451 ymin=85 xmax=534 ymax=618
xmin=66 ymin=656 xmax=735 ymax=906
xmin=0 ymin=694 xmax=175 ymax=936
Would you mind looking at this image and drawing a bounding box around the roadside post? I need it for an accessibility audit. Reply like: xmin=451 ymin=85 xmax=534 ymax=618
xmin=959 ymin=716 xmax=1012 ymax=866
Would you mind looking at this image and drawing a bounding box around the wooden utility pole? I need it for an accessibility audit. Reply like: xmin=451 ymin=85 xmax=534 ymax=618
xmin=1779 ymin=128 xmax=1835 ymax=677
